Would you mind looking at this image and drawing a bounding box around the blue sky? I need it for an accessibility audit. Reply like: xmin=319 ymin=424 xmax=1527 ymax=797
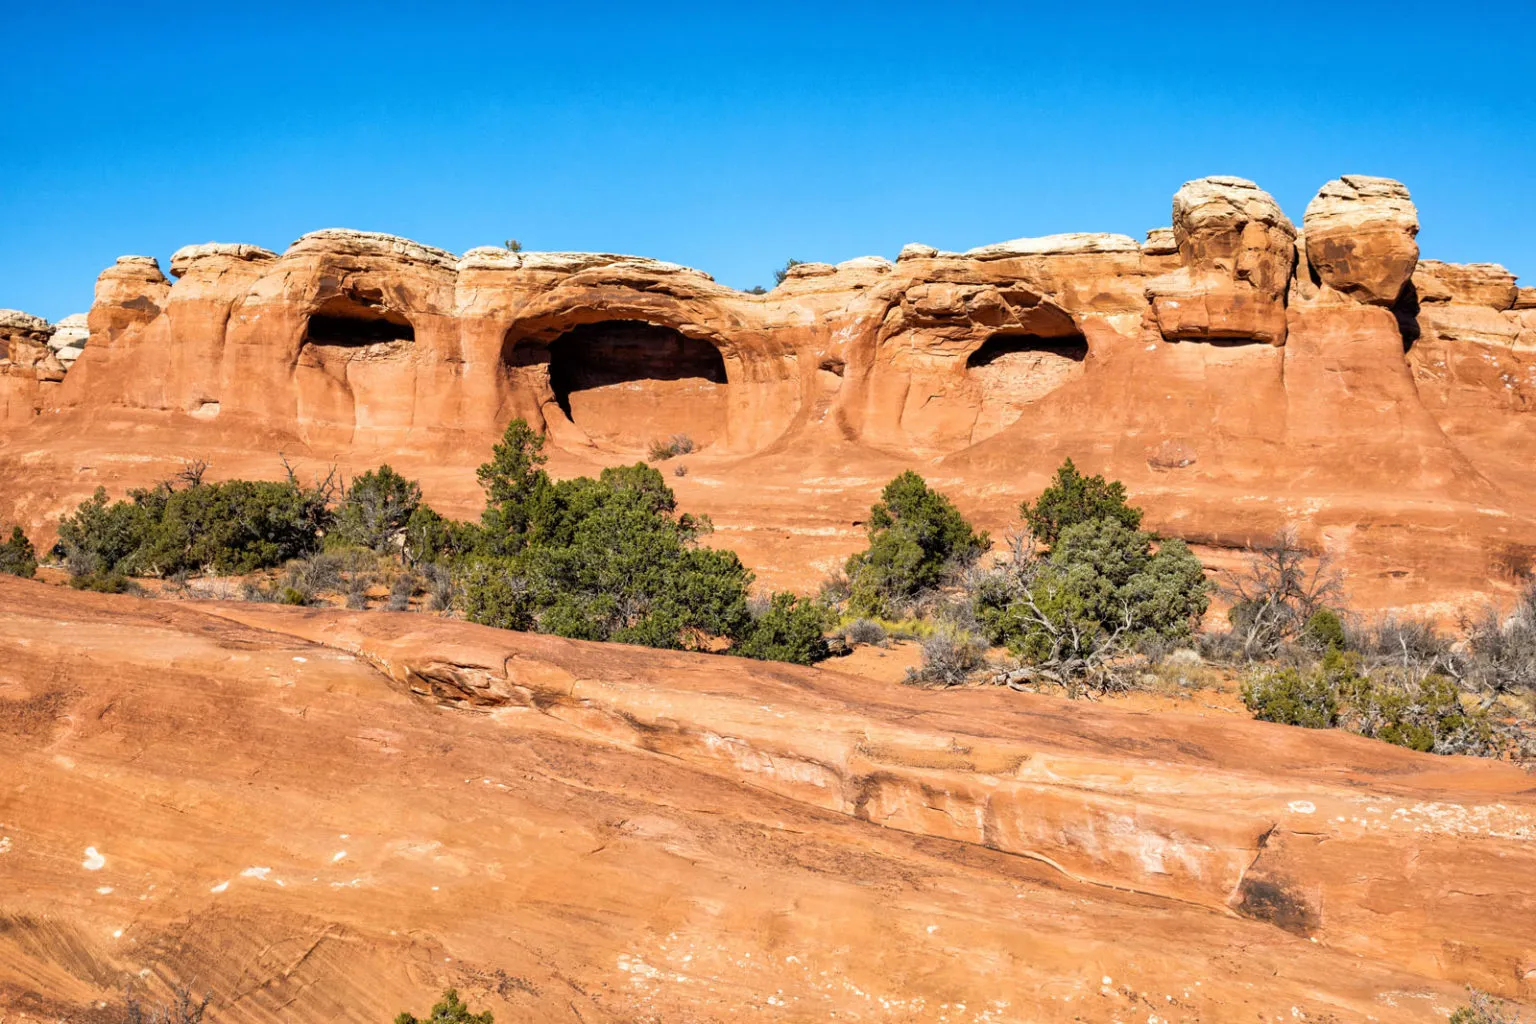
xmin=3 ymin=1 xmax=1532 ymax=319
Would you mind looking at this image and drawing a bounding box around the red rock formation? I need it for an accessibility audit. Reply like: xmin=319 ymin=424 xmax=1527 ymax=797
xmin=2 ymin=173 xmax=1533 ymax=609
xmin=0 ymin=309 xmax=63 ymax=423
xmin=1 ymin=576 xmax=1532 ymax=1021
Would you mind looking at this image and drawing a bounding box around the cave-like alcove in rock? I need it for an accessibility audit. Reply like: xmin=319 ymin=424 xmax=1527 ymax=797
xmin=966 ymin=331 xmax=1088 ymax=442
xmin=544 ymin=320 xmax=730 ymax=452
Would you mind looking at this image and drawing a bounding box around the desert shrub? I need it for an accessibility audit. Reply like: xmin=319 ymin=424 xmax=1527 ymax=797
xmin=1242 ymin=663 xmax=1341 ymax=729
xmin=403 ymin=504 xmax=481 ymax=565
xmin=844 ymin=471 xmax=989 ymax=618
xmin=459 ymin=558 xmax=533 ymax=629
xmin=69 ymin=571 xmax=141 ymax=595
xmin=846 ymin=618 xmax=888 ymax=646
xmin=329 ymin=464 xmax=421 ymax=552
xmin=1461 ymin=582 xmax=1536 ymax=697
xmin=56 ymin=476 xmax=329 ymax=579
xmin=345 ymin=575 xmax=371 ymax=609
xmin=125 ymin=984 xmax=209 ymax=1024
xmin=772 ymin=258 xmax=805 ymax=285
xmin=1343 ymin=672 xmax=1496 ymax=755
xmin=745 ymin=284 xmax=769 ymax=295
xmin=388 ymin=572 xmax=418 ymax=611
xmin=1349 ymin=613 xmax=1454 ymax=670
xmin=395 ymin=988 xmax=493 ymax=1024
xmin=1244 ymin=651 xmax=1496 ymax=754
xmin=646 ymin=434 xmax=695 ymax=462
xmin=905 ymin=628 xmax=988 ymax=687
xmin=732 ymin=592 xmax=831 ymax=665
xmin=55 ymin=487 xmax=157 ymax=575
xmin=421 ymin=562 xmax=457 ymax=612
xmin=461 ymin=426 xmax=754 ymax=651
xmin=818 ymin=569 xmax=853 ymax=607
xmin=1303 ymin=608 xmax=1346 ymax=652
xmin=978 ymin=518 xmax=1210 ymax=684
xmin=0 ymin=525 xmax=37 ymax=578
xmin=674 ymin=463 xmax=688 ymax=478
xmin=1449 ymin=988 xmax=1523 ymax=1024
xmin=1020 ymin=457 xmax=1142 ymax=547
xmin=1221 ymin=528 xmax=1346 ymax=658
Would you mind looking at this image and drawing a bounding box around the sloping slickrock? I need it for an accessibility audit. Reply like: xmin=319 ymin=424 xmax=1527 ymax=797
xmin=0 ymin=576 xmax=1532 ymax=1022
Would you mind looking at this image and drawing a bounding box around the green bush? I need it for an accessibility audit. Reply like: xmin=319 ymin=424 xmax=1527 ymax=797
xmin=980 ymin=518 xmax=1210 ymax=670
xmin=395 ymin=988 xmax=493 ymax=1024
xmin=732 ymin=592 xmax=832 ymax=665
xmin=460 ymin=422 xmax=755 ymax=652
xmin=844 ymin=471 xmax=989 ymax=618
xmin=1343 ymin=672 xmax=1493 ymax=754
xmin=1244 ymin=651 xmax=1495 ymax=754
xmin=1303 ymin=607 xmax=1346 ymax=652
xmin=403 ymin=505 xmax=481 ymax=565
xmin=0 ymin=525 xmax=37 ymax=578
xmin=330 ymin=464 xmax=421 ymax=552
xmin=1020 ymin=457 xmax=1143 ymax=547
xmin=56 ymin=478 xmax=328 ymax=578
xmin=1242 ymin=665 xmax=1340 ymax=729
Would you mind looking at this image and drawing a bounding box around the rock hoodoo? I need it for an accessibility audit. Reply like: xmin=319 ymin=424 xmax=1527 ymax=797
xmin=2 ymin=173 xmax=1533 ymax=609
xmin=1303 ymin=174 xmax=1420 ymax=305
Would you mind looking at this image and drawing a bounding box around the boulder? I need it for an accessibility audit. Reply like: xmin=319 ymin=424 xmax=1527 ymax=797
xmin=1146 ymin=176 xmax=1297 ymax=345
xmin=1302 ymin=175 xmax=1419 ymax=304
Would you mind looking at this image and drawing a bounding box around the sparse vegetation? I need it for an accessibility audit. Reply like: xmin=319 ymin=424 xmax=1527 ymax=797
xmin=845 ymin=618 xmax=888 ymax=646
xmin=330 ymin=464 xmax=422 ymax=552
xmin=646 ymin=434 xmax=696 ymax=462
xmin=124 ymin=984 xmax=209 ymax=1024
xmin=395 ymin=988 xmax=493 ymax=1024
xmin=1221 ymin=528 xmax=1346 ymax=658
xmin=905 ymin=628 xmax=988 ymax=686
xmin=1449 ymin=987 xmax=1524 ymax=1024
xmin=0 ymin=524 xmax=37 ymax=578
xmin=773 ymin=258 xmax=805 ymax=285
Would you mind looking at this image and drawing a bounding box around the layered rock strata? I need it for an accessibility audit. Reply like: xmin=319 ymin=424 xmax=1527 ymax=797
xmin=2 ymin=174 xmax=1533 ymax=606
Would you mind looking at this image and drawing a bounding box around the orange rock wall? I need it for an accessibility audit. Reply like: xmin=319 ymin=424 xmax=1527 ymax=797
xmin=3 ymin=176 xmax=1534 ymax=607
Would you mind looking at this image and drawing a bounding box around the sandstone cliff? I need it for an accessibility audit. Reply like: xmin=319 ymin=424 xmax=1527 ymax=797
xmin=2 ymin=174 xmax=1532 ymax=608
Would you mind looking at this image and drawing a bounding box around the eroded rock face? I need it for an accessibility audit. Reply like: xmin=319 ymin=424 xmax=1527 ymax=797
xmin=1302 ymin=175 xmax=1419 ymax=304
xmin=1146 ymin=176 xmax=1297 ymax=345
xmin=0 ymin=309 xmax=64 ymax=422
xmin=3 ymin=173 xmax=1533 ymax=612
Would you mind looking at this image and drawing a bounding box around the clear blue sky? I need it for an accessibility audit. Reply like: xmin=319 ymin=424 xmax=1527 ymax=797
xmin=3 ymin=2 xmax=1532 ymax=320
